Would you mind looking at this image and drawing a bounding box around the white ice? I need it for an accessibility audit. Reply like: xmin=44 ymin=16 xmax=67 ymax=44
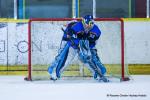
xmin=0 ymin=75 xmax=150 ymax=100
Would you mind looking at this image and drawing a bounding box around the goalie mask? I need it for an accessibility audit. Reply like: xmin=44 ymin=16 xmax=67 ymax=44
xmin=82 ymin=15 xmax=94 ymax=30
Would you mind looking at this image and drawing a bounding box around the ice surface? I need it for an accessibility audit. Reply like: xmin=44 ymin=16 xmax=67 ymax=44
xmin=0 ymin=75 xmax=150 ymax=100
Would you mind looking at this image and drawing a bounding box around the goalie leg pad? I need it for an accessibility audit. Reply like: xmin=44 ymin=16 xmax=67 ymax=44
xmin=91 ymin=49 xmax=106 ymax=75
xmin=78 ymin=40 xmax=91 ymax=63
xmin=87 ymin=59 xmax=103 ymax=78
xmin=78 ymin=52 xmax=90 ymax=63
xmin=47 ymin=43 xmax=70 ymax=78
xmin=55 ymin=43 xmax=70 ymax=78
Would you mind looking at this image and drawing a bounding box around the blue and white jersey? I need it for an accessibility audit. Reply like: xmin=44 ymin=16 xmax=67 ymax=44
xmin=71 ymin=21 xmax=101 ymax=48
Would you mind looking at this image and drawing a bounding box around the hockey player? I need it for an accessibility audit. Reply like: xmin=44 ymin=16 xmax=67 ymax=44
xmin=48 ymin=15 xmax=109 ymax=82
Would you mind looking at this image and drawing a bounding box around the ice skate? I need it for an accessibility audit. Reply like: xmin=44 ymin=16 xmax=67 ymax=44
xmin=50 ymin=77 xmax=57 ymax=81
xmin=98 ymin=76 xmax=109 ymax=82
xmin=49 ymin=73 xmax=58 ymax=81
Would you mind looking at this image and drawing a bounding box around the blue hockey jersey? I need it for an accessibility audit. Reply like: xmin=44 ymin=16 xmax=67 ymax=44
xmin=71 ymin=21 xmax=101 ymax=48
xmin=63 ymin=21 xmax=101 ymax=49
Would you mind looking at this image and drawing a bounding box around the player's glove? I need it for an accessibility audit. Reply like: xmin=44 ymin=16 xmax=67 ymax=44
xmin=77 ymin=31 xmax=85 ymax=39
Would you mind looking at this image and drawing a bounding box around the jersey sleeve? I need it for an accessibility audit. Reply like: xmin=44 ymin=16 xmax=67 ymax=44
xmin=88 ymin=25 xmax=101 ymax=48
xmin=88 ymin=25 xmax=101 ymax=41
xmin=71 ymin=22 xmax=85 ymax=39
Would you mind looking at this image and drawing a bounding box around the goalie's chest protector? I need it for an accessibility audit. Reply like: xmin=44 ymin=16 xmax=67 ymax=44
xmin=72 ymin=22 xmax=101 ymax=38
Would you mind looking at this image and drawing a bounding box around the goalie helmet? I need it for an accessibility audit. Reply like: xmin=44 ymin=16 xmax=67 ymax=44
xmin=82 ymin=15 xmax=94 ymax=29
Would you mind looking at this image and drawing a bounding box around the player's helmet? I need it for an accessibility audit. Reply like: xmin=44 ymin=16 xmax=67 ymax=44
xmin=82 ymin=15 xmax=94 ymax=28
